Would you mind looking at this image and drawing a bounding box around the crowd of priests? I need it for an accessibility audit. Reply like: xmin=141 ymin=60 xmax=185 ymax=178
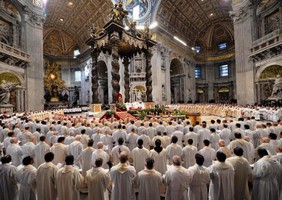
xmin=0 ymin=108 xmax=282 ymax=200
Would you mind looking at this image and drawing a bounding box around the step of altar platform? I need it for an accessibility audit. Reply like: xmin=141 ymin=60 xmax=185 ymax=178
xmin=115 ymin=112 xmax=136 ymax=121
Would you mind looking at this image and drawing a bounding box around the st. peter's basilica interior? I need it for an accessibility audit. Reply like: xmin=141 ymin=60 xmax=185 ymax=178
xmin=0 ymin=0 xmax=282 ymax=112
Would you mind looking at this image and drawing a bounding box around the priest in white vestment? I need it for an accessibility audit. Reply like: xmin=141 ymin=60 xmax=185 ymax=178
xmin=228 ymin=133 xmax=249 ymax=159
xmin=209 ymin=151 xmax=234 ymax=200
xmin=34 ymin=135 xmax=50 ymax=167
xmin=56 ymin=155 xmax=84 ymax=200
xmin=198 ymin=124 xmax=211 ymax=149
xmin=187 ymin=154 xmax=210 ymax=200
xmin=91 ymin=142 xmax=109 ymax=169
xmin=0 ymin=155 xmax=18 ymax=200
xmin=164 ymin=156 xmax=191 ymax=200
xmin=110 ymin=151 xmax=136 ymax=200
xmin=50 ymin=137 xmax=68 ymax=165
xmin=77 ymin=139 xmax=95 ymax=176
xmin=16 ymin=156 xmax=37 ymax=200
xmin=166 ymin=136 xmax=183 ymax=165
xmin=134 ymin=157 xmax=163 ymax=200
xmin=68 ymin=135 xmax=83 ymax=167
xmin=149 ymin=139 xmax=168 ymax=174
xmin=226 ymin=147 xmax=252 ymax=200
xmin=111 ymin=137 xmax=130 ymax=165
xmin=127 ymin=129 xmax=139 ymax=151
xmin=85 ymin=158 xmax=111 ymax=200
xmin=184 ymin=127 xmax=198 ymax=148
xmin=199 ymin=140 xmax=216 ymax=167
xmin=36 ymin=152 xmax=58 ymax=200
xmin=219 ymin=124 xmax=231 ymax=146
xmin=252 ymin=148 xmax=281 ymax=200
xmin=131 ymin=139 xmax=150 ymax=173
xmin=182 ymin=139 xmax=197 ymax=168
xmin=6 ymin=137 xmax=23 ymax=166
xmin=21 ymin=136 xmax=36 ymax=159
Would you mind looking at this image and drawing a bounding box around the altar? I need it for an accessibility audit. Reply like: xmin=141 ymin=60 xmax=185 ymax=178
xmin=186 ymin=113 xmax=201 ymax=126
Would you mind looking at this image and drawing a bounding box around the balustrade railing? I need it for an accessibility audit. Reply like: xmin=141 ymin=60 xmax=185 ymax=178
xmin=0 ymin=42 xmax=30 ymax=62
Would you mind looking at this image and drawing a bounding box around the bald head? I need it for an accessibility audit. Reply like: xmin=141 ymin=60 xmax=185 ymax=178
xmin=97 ymin=142 xmax=104 ymax=149
xmin=75 ymin=135 xmax=81 ymax=141
xmin=172 ymin=156 xmax=181 ymax=166
xmin=218 ymin=139 xmax=225 ymax=147
xmin=260 ymin=137 xmax=270 ymax=144
xmin=119 ymin=151 xmax=129 ymax=163
xmin=10 ymin=138 xmax=18 ymax=144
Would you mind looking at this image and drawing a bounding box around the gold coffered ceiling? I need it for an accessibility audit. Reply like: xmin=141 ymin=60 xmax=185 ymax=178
xmin=156 ymin=0 xmax=232 ymax=46
xmin=43 ymin=0 xmax=233 ymax=55
xmin=43 ymin=0 xmax=113 ymax=51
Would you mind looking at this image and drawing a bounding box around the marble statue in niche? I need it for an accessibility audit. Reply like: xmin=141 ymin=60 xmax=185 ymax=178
xmin=269 ymin=75 xmax=282 ymax=99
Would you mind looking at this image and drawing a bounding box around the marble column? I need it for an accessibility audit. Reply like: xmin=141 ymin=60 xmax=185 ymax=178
xmin=23 ymin=7 xmax=44 ymax=111
xmin=91 ymin=49 xmax=100 ymax=103
xmin=145 ymin=50 xmax=153 ymax=102
xmin=123 ymin=57 xmax=130 ymax=103
xmin=111 ymin=46 xmax=120 ymax=103
xmin=231 ymin=0 xmax=255 ymax=104
xmin=165 ymin=54 xmax=171 ymax=103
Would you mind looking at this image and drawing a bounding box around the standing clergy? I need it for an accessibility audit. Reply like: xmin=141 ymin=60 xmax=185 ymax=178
xmin=16 ymin=156 xmax=37 ymax=200
xmin=91 ymin=142 xmax=109 ymax=169
xmin=127 ymin=128 xmax=139 ymax=151
xmin=226 ymin=147 xmax=252 ymax=200
xmin=198 ymin=140 xmax=216 ymax=167
xmin=111 ymin=137 xmax=130 ymax=165
xmin=182 ymin=139 xmax=197 ymax=168
xmin=134 ymin=157 xmax=163 ymax=200
xmin=0 ymin=155 xmax=18 ymax=200
xmin=187 ymin=154 xmax=210 ymax=200
xmin=21 ymin=136 xmax=36 ymax=159
xmin=6 ymin=137 xmax=23 ymax=166
xmin=164 ymin=156 xmax=191 ymax=200
xmin=252 ymin=148 xmax=281 ymax=200
xmin=110 ymin=151 xmax=136 ymax=200
xmin=68 ymin=135 xmax=83 ymax=167
xmin=56 ymin=155 xmax=84 ymax=200
xmin=209 ymin=151 xmax=234 ymax=200
xmin=166 ymin=136 xmax=183 ymax=165
xmin=149 ymin=139 xmax=168 ymax=175
xmin=36 ymin=152 xmax=58 ymax=200
xmin=85 ymin=158 xmax=111 ymax=200
xmin=77 ymin=139 xmax=95 ymax=176
xmin=34 ymin=135 xmax=50 ymax=167
xmin=131 ymin=139 xmax=150 ymax=173
xmin=50 ymin=137 xmax=68 ymax=165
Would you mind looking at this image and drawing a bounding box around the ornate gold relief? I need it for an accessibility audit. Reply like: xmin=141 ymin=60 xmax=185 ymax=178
xmin=43 ymin=28 xmax=78 ymax=57
xmin=259 ymin=65 xmax=282 ymax=81
xmin=0 ymin=72 xmax=21 ymax=85
xmin=44 ymin=61 xmax=67 ymax=102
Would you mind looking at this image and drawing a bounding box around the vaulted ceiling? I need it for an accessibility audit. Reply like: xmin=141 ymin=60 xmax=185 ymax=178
xmin=43 ymin=0 xmax=113 ymax=53
xmin=156 ymin=0 xmax=233 ymax=47
xmin=43 ymin=0 xmax=233 ymax=56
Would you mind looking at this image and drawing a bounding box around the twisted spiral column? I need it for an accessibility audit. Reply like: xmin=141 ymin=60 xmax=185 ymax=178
xmin=111 ymin=46 xmax=120 ymax=103
xmin=123 ymin=57 xmax=130 ymax=103
xmin=145 ymin=50 xmax=153 ymax=102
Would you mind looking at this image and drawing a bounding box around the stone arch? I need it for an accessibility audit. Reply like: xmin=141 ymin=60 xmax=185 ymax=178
xmin=0 ymin=71 xmax=24 ymax=85
xmin=217 ymin=86 xmax=230 ymax=103
xmin=129 ymin=82 xmax=146 ymax=102
xmin=170 ymin=58 xmax=185 ymax=103
xmin=255 ymin=64 xmax=282 ymax=102
xmin=196 ymin=87 xmax=208 ymax=103
xmin=0 ymin=71 xmax=24 ymax=109
xmin=255 ymin=64 xmax=282 ymax=82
